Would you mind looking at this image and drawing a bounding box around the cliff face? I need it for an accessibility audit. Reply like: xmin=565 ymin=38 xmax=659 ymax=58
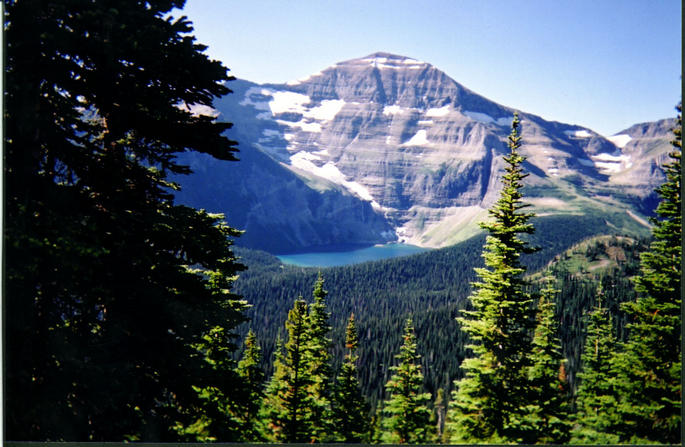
xmin=174 ymin=52 xmax=676 ymax=252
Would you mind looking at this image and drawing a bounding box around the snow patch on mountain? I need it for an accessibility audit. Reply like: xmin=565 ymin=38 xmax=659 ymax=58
xmin=591 ymin=152 xmax=632 ymax=173
xmin=383 ymin=105 xmax=404 ymax=116
xmin=402 ymin=58 xmax=426 ymax=64
xmin=243 ymin=88 xmax=344 ymax=135
xmin=297 ymin=122 xmax=322 ymax=133
xmin=306 ymin=99 xmax=346 ymax=120
xmin=291 ymin=151 xmax=322 ymax=164
xmin=242 ymin=88 xmax=344 ymax=124
xmin=269 ymin=91 xmax=311 ymax=114
xmin=402 ymin=129 xmax=430 ymax=146
xmin=362 ymin=56 xmax=390 ymax=64
xmin=595 ymin=162 xmax=622 ymax=173
xmin=240 ymin=87 xmax=272 ymax=111
xmin=593 ymin=153 xmax=630 ymax=162
xmin=462 ymin=111 xmax=513 ymax=126
xmin=362 ymin=55 xmax=426 ymax=69
xmin=426 ymin=105 xmax=450 ymax=117
xmin=607 ymin=134 xmax=633 ymax=148
xmin=289 ymin=151 xmax=382 ymax=208
xmin=278 ymin=119 xmax=322 ymax=133
xmin=464 ymin=110 xmax=495 ymax=124
xmin=565 ymin=129 xmax=592 ymax=138
xmin=379 ymin=63 xmax=422 ymax=70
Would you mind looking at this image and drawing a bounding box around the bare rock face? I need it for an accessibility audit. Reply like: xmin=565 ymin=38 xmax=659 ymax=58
xmin=174 ymin=52 xmax=676 ymax=251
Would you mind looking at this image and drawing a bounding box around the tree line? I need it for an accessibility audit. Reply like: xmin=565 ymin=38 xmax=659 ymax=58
xmin=4 ymin=0 xmax=680 ymax=443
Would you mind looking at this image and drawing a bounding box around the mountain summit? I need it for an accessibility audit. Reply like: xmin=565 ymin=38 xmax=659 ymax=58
xmin=285 ymin=52 xmax=507 ymax=117
xmin=174 ymin=53 xmax=675 ymax=252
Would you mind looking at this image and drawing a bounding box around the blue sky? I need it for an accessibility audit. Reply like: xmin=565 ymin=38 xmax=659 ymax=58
xmin=179 ymin=0 xmax=681 ymax=136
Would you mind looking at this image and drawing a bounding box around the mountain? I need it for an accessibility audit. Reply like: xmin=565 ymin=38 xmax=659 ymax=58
xmin=603 ymin=118 xmax=677 ymax=213
xmin=173 ymin=52 xmax=675 ymax=252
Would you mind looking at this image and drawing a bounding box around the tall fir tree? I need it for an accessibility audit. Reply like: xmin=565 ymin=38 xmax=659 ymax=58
xmin=369 ymin=403 xmax=385 ymax=444
xmin=614 ymin=103 xmax=682 ymax=443
xmin=525 ymin=279 xmax=572 ymax=443
xmin=236 ymin=329 xmax=265 ymax=441
xmin=260 ymin=298 xmax=314 ymax=442
xmin=381 ymin=319 xmax=433 ymax=444
xmin=306 ymin=273 xmax=335 ymax=441
xmin=571 ymin=287 xmax=622 ymax=444
xmin=256 ymin=335 xmax=284 ymax=440
xmin=446 ymin=112 xmax=539 ymax=443
xmin=172 ymin=325 xmax=253 ymax=442
xmin=332 ymin=314 xmax=371 ymax=443
xmin=4 ymin=0 xmax=248 ymax=440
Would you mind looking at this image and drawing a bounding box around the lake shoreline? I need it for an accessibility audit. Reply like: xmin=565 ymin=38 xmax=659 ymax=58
xmin=276 ymin=243 xmax=430 ymax=267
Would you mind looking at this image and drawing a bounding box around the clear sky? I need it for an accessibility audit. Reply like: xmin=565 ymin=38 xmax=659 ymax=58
xmin=179 ymin=0 xmax=681 ymax=136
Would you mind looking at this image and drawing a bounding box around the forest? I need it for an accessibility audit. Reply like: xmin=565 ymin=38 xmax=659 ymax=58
xmin=4 ymin=0 xmax=681 ymax=444
xmin=233 ymin=233 xmax=649 ymax=409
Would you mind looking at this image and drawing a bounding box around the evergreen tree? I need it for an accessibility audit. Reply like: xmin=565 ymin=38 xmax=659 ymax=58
xmin=256 ymin=335 xmax=285 ymax=440
xmin=571 ymin=287 xmax=622 ymax=444
xmin=526 ymin=279 xmax=571 ymax=443
xmin=260 ymin=298 xmax=314 ymax=442
xmin=4 ymin=0 xmax=247 ymax=440
xmin=306 ymin=273 xmax=334 ymax=441
xmin=381 ymin=319 xmax=432 ymax=444
xmin=369 ymin=403 xmax=385 ymax=444
xmin=446 ymin=112 xmax=538 ymax=443
xmin=172 ymin=325 xmax=246 ymax=442
xmin=332 ymin=314 xmax=371 ymax=442
xmin=615 ymin=104 xmax=682 ymax=443
xmin=236 ymin=329 xmax=265 ymax=441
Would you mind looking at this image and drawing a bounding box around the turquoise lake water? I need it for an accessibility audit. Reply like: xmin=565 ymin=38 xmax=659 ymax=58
xmin=276 ymin=243 xmax=429 ymax=267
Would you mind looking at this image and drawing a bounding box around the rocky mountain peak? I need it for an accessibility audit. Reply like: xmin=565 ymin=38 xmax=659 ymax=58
xmin=176 ymin=53 xmax=675 ymax=252
xmin=616 ymin=118 xmax=677 ymax=140
xmin=343 ymin=52 xmax=430 ymax=69
xmin=283 ymin=51 xmax=470 ymax=111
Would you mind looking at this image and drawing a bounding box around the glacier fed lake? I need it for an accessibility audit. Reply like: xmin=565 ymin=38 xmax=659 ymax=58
xmin=276 ymin=243 xmax=429 ymax=267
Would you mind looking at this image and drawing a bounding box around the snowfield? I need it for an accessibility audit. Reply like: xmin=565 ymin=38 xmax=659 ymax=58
xmin=426 ymin=105 xmax=450 ymax=117
xmin=564 ymin=129 xmax=592 ymax=138
xmin=402 ymin=129 xmax=430 ymax=146
xmin=607 ymin=134 xmax=633 ymax=148
xmin=289 ymin=152 xmax=382 ymax=209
